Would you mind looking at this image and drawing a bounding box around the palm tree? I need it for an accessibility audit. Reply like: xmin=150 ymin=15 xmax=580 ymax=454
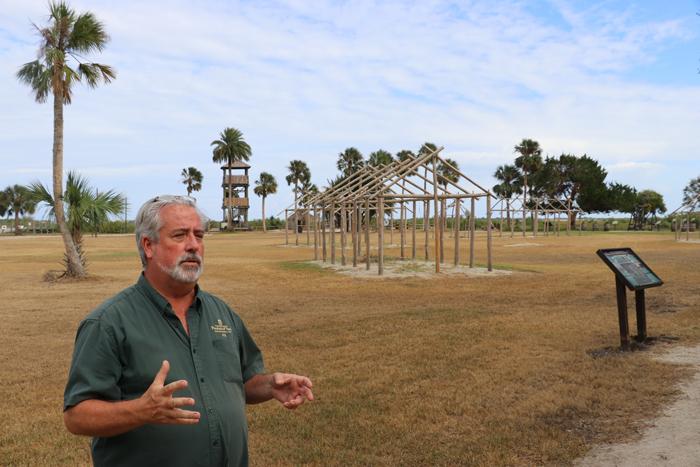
xmin=286 ymin=160 xmax=311 ymax=244
xmin=29 ymin=171 xmax=124 ymax=270
xmin=437 ymin=158 xmax=460 ymax=190
xmin=513 ymin=138 xmax=543 ymax=205
xmin=493 ymin=164 xmax=522 ymax=229
xmin=368 ymin=149 xmax=393 ymax=167
xmin=2 ymin=185 xmax=37 ymax=235
xmin=337 ymin=147 xmax=364 ymax=177
xmin=211 ymin=127 xmax=252 ymax=228
xmin=17 ymin=1 xmax=115 ymax=277
xmin=253 ymin=172 xmax=277 ymax=232
xmin=181 ymin=167 xmax=203 ymax=197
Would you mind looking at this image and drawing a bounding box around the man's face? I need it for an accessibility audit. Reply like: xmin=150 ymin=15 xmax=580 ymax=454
xmin=145 ymin=204 xmax=205 ymax=284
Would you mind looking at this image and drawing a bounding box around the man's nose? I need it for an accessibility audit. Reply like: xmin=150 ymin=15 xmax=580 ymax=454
xmin=184 ymin=232 xmax=200 ymax=251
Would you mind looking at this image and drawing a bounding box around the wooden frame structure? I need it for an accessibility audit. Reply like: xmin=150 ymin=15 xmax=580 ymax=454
xmin=280 ymin=147 xmax=495 ymax=275
xmin=491 ymin=195 xmax=582 ymax=238
xmin=669 ymin=193 xmax=700 ymax=241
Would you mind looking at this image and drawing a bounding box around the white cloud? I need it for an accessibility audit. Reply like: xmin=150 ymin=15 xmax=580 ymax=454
xmin=1 ymin=0 xmax=699 ymax=217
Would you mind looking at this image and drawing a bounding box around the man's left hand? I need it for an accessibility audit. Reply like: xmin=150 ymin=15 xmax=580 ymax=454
xmin=270 ymin=373 xmax=314 ymax=409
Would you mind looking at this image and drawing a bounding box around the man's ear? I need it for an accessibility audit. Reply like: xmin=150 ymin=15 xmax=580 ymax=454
xmin=142 ymin=237 xmax=155 ymax=261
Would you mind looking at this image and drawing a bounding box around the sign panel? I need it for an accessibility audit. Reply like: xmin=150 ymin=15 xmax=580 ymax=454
xmin=596 ymin=248 xmax=663 ymax=291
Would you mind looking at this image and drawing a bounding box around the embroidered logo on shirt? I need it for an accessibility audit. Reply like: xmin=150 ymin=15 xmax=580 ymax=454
xmin=211 ymin=319 xmax=232 ymax=337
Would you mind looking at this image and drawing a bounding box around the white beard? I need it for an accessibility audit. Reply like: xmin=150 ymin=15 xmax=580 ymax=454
xmin=158 ymin=253 xmax=203 ymax=283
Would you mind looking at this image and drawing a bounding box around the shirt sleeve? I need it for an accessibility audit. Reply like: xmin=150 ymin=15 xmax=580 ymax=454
xmin=235 ymin=317 xmax=265 ymax=383
xmin=63 ymin=318 xmax=122 ymax=410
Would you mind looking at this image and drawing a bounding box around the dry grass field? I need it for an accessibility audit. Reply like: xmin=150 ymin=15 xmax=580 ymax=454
xmin=1 ymin=229 xmax=699 ymax=466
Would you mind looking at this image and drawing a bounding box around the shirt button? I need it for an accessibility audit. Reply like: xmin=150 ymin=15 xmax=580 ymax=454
xmin=208 ymin=408 xmax=214 ymax=414
xmin=213 ymin=440 xmax=219 ymax=446
xmin=200 ymin=377 xmax=204 ymax=383
xmin=192 ymin=348 xmax=197 ymax=354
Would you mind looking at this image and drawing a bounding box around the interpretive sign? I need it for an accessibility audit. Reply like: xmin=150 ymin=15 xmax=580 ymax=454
xmin=596 ymin=248 xmax=663 ymax=349
xmin=596 ymin=248 xmax=663 ymax=291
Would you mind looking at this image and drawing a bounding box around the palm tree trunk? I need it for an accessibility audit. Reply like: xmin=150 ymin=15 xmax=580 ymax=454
xmin=53 ymin=87 xmax=85 ymax=277
xmin=13 ymin=210 xmax=21 ymax=236
xmin=262 ymin=195 xmax=267 ymax=232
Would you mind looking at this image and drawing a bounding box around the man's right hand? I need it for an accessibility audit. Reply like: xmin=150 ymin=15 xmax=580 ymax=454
xmin=138 ymin=360 xmax=200 ymax=425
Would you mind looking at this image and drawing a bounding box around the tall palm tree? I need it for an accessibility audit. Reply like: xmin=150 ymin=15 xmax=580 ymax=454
xmin=181 ymin=167 xmax=203 ymax=197
xmin=29 ymin=171 xmax=124 ymax=270
xmin=337 ymin=147 xmax=364 ymax=177
xmin=513 ymin=138 xmax=543 ymax=206
xmin=253 ymin=172 xmax=277 ymax=232
xmin=286 ymin=160 xmax=311 ymax=244
xmin=211 ymin=127 xmax=252 ymax=228
xmin=2 ymin=185 xmax=37 ymax=235
xmin=17 ymin=1 xmax=115 ymax=277
xmin=368 ymin=149 xmax=393 ymax=167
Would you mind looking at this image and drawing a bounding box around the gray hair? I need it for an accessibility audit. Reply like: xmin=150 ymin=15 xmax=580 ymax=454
xmin=135 ymin=195 xmax=208 ymax=268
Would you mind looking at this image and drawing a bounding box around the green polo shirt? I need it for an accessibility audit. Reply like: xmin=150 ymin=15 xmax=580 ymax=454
xmin=64 ymin=274 xmax=265 ymax=467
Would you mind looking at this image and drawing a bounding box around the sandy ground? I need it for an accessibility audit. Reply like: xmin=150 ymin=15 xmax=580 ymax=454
xmin=576 ymin=345 xmax=700 ymax=467
xmin=314 ymin=259 xmax=512 ymax=279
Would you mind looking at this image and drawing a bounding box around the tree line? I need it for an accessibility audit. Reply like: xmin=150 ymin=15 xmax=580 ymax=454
xmin=493 ymin=138 xmax=696 ymax=230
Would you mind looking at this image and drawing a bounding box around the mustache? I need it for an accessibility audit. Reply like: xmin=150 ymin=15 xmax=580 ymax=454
xmin=178 ymin=253 xmax=202 ymax=265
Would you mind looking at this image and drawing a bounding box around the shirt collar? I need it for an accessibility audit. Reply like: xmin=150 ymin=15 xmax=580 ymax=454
xmin=136 ymin=273 xmax=202 ymax=314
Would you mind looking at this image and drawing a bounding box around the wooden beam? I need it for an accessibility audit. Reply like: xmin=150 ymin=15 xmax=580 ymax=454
xmin=469 ymin=197 xmax=475 ymax=268
xmin=487 ymin=194 xmax=493 ymax=272
xmin=378 ymin=197 xmax=384 ymax=276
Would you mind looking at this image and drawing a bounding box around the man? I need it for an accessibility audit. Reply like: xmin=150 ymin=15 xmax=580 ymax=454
xmin=64 ymin=195 xmax=313 ymax=466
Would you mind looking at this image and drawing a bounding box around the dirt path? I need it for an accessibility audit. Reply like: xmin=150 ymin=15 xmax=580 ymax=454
xmin=576 ymin=345 xmax=700 ymax=466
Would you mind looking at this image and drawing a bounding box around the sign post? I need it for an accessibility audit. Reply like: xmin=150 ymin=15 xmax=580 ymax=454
xmin=596 ymin=248 xmax=663 ymax=349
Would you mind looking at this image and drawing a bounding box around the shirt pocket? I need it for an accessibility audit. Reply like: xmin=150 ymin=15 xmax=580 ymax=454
xmin=212 ymin=337 xmax=242 ymax=383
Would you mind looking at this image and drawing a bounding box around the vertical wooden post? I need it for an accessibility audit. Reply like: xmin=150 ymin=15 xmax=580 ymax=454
xmin=330 ymin=202 xmax=336 ymax=264
xmin=411 ymin=200 xmax=417 ymax=260
xmin=295 ymin=207 xmax=299 ymax=246
xmin=469 ymin=197 xmax=476 ymax=268
xmin=687 ymin=213 xmax=691 ymax=241
xmin=313 ymin=208 xmax=318 ymax=261
xmin=499 ymin=203 xmax=503 ymax=238
xmin=454 ymin=198 xmax=461 ymax=266
xmin=389 ymin=208 xmax=394 ymax=246
xmin=340 ymin=206 xmax=347 ymax=266
xmin=509 ymin=200 xmax=514 ymax=238
xmin=487 ymin=194 xmax=493 ymax=272
xmin=284 ymin=209 xmax=289 ymax=245
xmin=616 ymin=276 xmax=630 ymax=349
xmin=321 ymin=204 xmax=327 ymax=262
xmin=352 ymin=202 xmax=358 ymax=267
xmin=424 ymin=201 xmax=430 ymax=260
xmin=378 ymin=197 xmax=384 ymax=276
xmin=439 ymin=198 xmax=445 ymax=264
xmin=400 ymin=201 xmax=405 ymax=260
xmin=522 ymin=200 xmax=527 ymax=238
xmin=365 ymin=198 xmax=371 ymax=270
xmin=635 ymin=289 xmax=647 ymax=342
xmin=432 ymin=157 xmax=441 ymax=273
xmin=306 ymin=211 xmax=311 ymax=245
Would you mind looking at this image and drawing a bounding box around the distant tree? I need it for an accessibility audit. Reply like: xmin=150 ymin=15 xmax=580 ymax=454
xmin=493 ymin=164 xmax=522 ymax=199
xmin=418 ymin=142 xmax=437 ymax=156
xmin=181 ymin=167 xmax=203 ymax=197
xmin=253 ymin=172 xmax=277 ymax=232
xmin=437 ymin=158 xmax=460 ymax=190
xmin=211 ymin=127 xmax=251 ymax=228
xmin=513 ymin=139 xmax=543 ymax=205
xmin=337 ymin=147 xmax=364 ymax=177
xmin=627 ymin=190 xmax=666 ymax=230
xmin=605 ymin=182 xmax=638 ymax=213
xmin=396 ymin=150 xmax=416 ymax=162
xmin=683 ymin=176 xmax=700 ymax=204
xmin=17 ymin=1 xmax=116 ymax=277
xmin=368 ymin=149 xmax=394 ymax=167
xmin=29 ymin=171 xmax=124 ymax=269
xmin=2 ymin=185 xmax=36 ymax=235
xmin=286 ymin=160 xmax=311 ymax=243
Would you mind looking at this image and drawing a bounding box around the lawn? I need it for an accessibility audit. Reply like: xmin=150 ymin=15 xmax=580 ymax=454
xmin=1 ymin=230 xmax=698 ymax=465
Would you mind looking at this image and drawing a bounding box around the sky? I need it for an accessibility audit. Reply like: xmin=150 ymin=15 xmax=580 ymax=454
xmin=2 ymin=0 xmax=700 ymax=222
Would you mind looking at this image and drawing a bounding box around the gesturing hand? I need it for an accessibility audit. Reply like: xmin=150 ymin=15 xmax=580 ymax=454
xmin=270 ymin=373 xmax=314 ymax=410
xmin=139 ymin=360 xmax=201 ymax=425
